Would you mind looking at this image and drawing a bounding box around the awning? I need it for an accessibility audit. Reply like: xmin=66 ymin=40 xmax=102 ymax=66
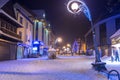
xmin=110 ymin=29 xmax=120 ymax=45
xmin=110 ymin=29 xmax=120 ymax=39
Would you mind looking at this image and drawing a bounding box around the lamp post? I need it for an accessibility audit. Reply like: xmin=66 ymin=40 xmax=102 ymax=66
xmin=54 ymin=37 xmax=62 ymax=54
xmin=67 ymin=43 xmax=71 ymax=55
xmin=55 ymin=37 xmax=62 ymax=45
xmin=67 ymin=0 xmax=107 ymax=71
xmin=77 ymin=38 xmax=81 ymax=55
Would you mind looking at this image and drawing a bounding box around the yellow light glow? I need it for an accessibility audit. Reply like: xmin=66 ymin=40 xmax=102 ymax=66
xmin=57 ymin=37 xmax=62 ymax=42
xmin=67 ymin=44 xmax=71 ymax=47
xmin=63 ymin=46 xmax=66 ymax=49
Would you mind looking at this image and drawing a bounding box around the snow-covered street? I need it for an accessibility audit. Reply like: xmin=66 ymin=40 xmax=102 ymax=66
xmin=0 ymin=55 xmax=111 ymax=80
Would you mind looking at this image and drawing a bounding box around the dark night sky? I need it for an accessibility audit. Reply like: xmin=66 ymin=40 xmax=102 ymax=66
xmin=15 ymin=0 xmax=110 ymax=44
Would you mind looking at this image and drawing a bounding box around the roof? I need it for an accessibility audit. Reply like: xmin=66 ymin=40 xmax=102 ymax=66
xmin=0 ymin=9 xmax=23 ymax=27
xmin=2 ymin=0 xmax=16 ymax=19
xmin=14 ymin=3 xmax=34 ymax=23
xmin=0 ymin=0 xmax=9 ymax=8
xmin=110 ymin=29 xmax=120 ymax=39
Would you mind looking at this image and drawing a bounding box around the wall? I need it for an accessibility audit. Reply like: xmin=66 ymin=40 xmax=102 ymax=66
xmin=0 ymin=40 xmax=17 ymax=61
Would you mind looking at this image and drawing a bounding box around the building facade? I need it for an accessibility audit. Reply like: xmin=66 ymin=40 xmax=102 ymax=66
xmin=85 ymin=13 xmax=120 ymax=56
xmin=32 ymin=10 xmax=52 ymax=56
xmin=0 ymin=0 xmax=22 ymax=60
xmin=110 ymin=29 xmax=120 ymax=57
xmin=14 ymin=3 xmax=34 ymax=59
xmin=0 ymin=1 xmax=55 ymax=60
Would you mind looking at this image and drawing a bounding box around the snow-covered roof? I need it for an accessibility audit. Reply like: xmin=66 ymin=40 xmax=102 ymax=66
xmin=110 ymin=29 xmax=120 ymax=39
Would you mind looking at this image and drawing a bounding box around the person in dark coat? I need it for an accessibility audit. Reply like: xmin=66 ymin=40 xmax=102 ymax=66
xmin=113 ymin=47 xmax=119 ymax=62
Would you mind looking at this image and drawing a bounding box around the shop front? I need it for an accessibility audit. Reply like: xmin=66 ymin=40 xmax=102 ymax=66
xmin=110 ymin=29 xmax=120 ymax=61
xmin=0 ymin=39 xmax=17 ymax=61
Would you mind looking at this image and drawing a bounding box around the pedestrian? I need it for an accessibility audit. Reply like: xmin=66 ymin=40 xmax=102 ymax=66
xmin=86 ymin=48 xmax=89 ymax=56
xmin=98 ymin=47 xmax=102 ymax=58
xmin=113 ymin=47 xmax=119 ymax=62
xmin=43 ymin=47 xmax=49 ymax=56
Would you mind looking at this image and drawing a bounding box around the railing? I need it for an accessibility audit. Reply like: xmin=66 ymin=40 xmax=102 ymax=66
xmin=108 ymin=70 xmax=120 ymax=80
xmin=0 ymin=27 xmax=21 ymax=39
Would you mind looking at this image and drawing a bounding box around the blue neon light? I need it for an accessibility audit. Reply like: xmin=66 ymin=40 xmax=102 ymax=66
xmin=40 ymin=41 xmax=44 ymax=46
xmin=33 ymin=41 xmax=40 ymax=45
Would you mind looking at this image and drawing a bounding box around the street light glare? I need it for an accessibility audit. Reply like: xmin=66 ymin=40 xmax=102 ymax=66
xmin=67 ymin=44 xmax=71 ymax=47
xmin=63 ymin=46 xmax=66 ymax=49
xmin=57 ymin=37 xmax=62 ymax=42
xmin=67 ymin=0 xmax=107 ymax=71
xmin=71 ymin=2 xmax=79 ymax=11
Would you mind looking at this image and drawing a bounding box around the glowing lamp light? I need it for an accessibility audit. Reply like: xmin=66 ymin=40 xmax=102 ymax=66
xmin=43 ymin=13 xmax=45 ymax=18
xmin=67 ymin=0 xmax=106 ymax=70
xmin=112 ymin=43 xmax=120 ymax=48
xmin=67 ymin=44 xmax=71 ymax=47
xmin=56 ymin=49 xmax=59 ymax=51
xmin=67 ymin=0 xmax=82 ymax=14
xmin=71 ymin=2 xmax=79 ymax=11
xmin=57 ymin=37 xmax=62 ymax=42
xmin=33 ymin=47 xmax=38 ymax=50
xmin=33 ymin=41 xmax=40 ymax=45
xmin=63 ymin=46 xmax=66 ymax=49
xmin=64 ymin=48 xmax=67 ymax=51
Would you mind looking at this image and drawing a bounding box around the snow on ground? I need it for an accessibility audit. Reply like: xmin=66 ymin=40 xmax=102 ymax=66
xmin=101 ymin=56 xmax=120 ymax=73
xmin=0 ymin=55 xmax=108 ymax=80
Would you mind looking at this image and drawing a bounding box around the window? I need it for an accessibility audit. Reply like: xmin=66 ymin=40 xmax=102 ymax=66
xmin=13 ymin=26 xmax=17 ymax=32
xmin=30 ymin=25 xmax=32 ymax=31
xmin=9 ymin=25 xmax=12 ymax=31
xmin=99 ymin=23 xmax=107 ymax=45
xmin=12 ymin=27 xmax=15 ymax=32
xmin=14 ymin=26 xmax=17 ymax=33
xmin=0 ymin=18 xmax=1 ymax=27
xmin=26 ymin=21 xmax=28 ymax=29
xmin=6 ymin=23 xmax=9 ymax=29
xmin=20 ymin=16 xmax=23 ymax=24
xmin=26 ymin=35 xmax=28 ymax=42
xmin=115 ymin=18 xmax=120 ymax=30
xmin=19 ymin=31 xmax=22 ymax=38
xmin=16 ymin=12 xmax=19 ymax=20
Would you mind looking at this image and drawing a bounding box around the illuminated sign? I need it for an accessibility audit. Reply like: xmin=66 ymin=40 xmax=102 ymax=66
xmin=33 ymin=41 xmax=40 ymax=45
xmin=33 ymin=47 xmax=38 ymax=51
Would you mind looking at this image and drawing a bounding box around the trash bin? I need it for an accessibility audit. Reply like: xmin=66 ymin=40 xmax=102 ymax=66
xmin=48 ymin=48 xmax=56 ymax=59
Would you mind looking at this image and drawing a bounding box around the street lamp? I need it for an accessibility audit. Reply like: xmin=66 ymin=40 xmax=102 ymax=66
xmin=67 ymin=0 xmax=107 ymax=71
xmin=71 ymin=2 xmax=79 ymax=11
xmin=67 ymin=44 xmax=71 ymax=48
xmin=55 ymin=37 xmax=62 ymax=44
xmin=66 ymin=43 xmax=71 ymax=54
xmin=54 ymin=37 xmax=62 ymax=54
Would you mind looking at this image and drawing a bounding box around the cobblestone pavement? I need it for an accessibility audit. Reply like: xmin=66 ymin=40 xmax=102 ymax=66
xmin=0 ymin=56 xmax=107 ymax=80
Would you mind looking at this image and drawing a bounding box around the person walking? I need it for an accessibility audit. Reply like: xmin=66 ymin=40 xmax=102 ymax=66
xmin=98 ymin=47 xmax=102 ymax=58
xmin=114 ymin=47 xmax=120 ymax=62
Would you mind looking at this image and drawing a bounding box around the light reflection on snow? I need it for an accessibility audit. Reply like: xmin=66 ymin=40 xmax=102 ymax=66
xmin=103 ymin=57 xmax=120 ymax=65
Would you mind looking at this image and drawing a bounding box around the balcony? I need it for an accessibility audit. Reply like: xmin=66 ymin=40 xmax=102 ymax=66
xmin=0 ymin=27 xmax=21 ymax=40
